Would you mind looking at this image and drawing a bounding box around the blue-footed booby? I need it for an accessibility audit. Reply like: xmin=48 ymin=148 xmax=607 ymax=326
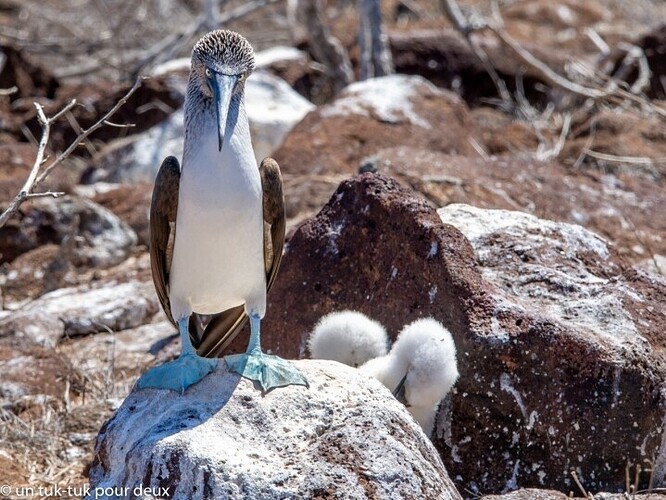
xmin=360 ymin=318 xmax=459 ymax=434
xmin=137 ymin=30 xmax=308 ymax=393
xmin=308 ymin=310 xmax=389 ymax=367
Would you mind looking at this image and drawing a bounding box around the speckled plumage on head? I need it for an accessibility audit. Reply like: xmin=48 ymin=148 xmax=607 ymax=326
xmin=184 ymin=30 xmax=256 ymax=141
xmin=192 ymin=29 xmax=256 ymax=75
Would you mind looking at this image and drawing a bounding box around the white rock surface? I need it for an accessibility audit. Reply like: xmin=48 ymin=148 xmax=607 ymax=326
xmin=438 ymin=204 xmax=643 ymax=349
xmin=321 ymin=74 xmax=437 ymax=128
xmin=89 ymin=360 xmax=461 ymax=500
xmin=254 ymin=46 xmax=307 ymax=68
xmin=0 ymin=281 xmax=159 ymax=346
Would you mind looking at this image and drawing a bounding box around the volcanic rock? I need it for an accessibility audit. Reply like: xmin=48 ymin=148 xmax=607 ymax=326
xmin=273 ymin=74 xmax=480 ymax=177
xmin=370 ymin=148 xmax=666 ymax=266
xmin=88 ymin=360 xmax=462 ymax=500
xmin=259 ymin=172 xmax=666 ymax=494
xmin=0 ymin=195 xmax=137 ymax=266
xmin=436 ymin=203 xmax=666 ymax=494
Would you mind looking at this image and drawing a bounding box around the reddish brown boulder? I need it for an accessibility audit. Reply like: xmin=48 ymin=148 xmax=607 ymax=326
xmin=372 ymin=147 xmax=666 ymax=266
xmin=437 ymin=203 xmax=666 ymax=494
xmin=273 ymin=74 xmax=480 ymax=177
xmin=262 ymin=172 xmax=485 ymax=357
xmin=261 ymin=173 xmax=666 ymax=495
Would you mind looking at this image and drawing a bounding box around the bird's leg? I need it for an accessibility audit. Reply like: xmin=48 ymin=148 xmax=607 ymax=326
xmin=225 ymin=313 xmax=308 ymax=392
xmin=136 ymin=317 xmax=217 ymax=393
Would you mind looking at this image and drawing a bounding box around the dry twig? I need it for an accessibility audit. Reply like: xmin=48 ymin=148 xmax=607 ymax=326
xmin=357 ymin=0 xmax=394 ymax=80
xmin=0 ymin=77 xmax=144 ymax=229
xmin=439 ymin=0 xmax=511 ymax=103
xmin=296 ymin=0 xmax=354 ymax=93
xmin=57 ymin=0 xmax=282 ymax=79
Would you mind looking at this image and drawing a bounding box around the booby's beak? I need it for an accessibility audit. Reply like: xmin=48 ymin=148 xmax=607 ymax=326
xmin=392 ymin=374 xmax=410 ymax=406
xmin=211 ymin=73 xmax=237 ymax=151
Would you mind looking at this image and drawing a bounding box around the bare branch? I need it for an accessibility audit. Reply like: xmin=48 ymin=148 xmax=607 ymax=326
xmin=0 ymin=77 xmax=144 ymax=229
xmin=485 ymin=23 xmax=608 ymax=99
xmin=298 ymin=0 xmax=354 ymax=93
xmin=439 ymin=0 xmax=511 ymax=103
xmin=57 ymin=0 xmax=282 ymax=79
xmin=103 ymin=120 xmax=136 ymax=128
xmin=615 ymin=42 xmax=651 ymax=95
xmin=584 ymin=28 xmax=610 ymax=56
xmin=357 ymin=0 xmax=394 ymax=80
xmin=0 ymin=86 xmax=18 ymax=96
xmin=36 ymin=76 xmax=145 ymax=186
xmin=25 ymin=191 xmax=66 ymax=200
xmin=582 ymin=149 xmax=665 ymax=165
xmin=536 ymin=113 xmax=571 ymax=161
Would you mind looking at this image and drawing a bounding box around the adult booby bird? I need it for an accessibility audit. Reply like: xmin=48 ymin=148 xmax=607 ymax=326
xmin=137 ymin=30 xmax=307 ymax=393
xmin=308 ymin=311 xmax=389 ymax=367
xmin=360 ymin=318 xmax=459 ymax=435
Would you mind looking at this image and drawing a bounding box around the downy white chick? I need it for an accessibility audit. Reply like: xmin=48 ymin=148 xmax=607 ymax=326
xmin=308 ymin=310 xmax=389 ymax=367
xmin=361 ymin=318 xmax=459 ymax=435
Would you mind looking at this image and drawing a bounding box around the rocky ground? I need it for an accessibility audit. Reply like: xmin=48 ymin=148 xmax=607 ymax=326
xmin=0 ymin=0 xmax=665 ymax=498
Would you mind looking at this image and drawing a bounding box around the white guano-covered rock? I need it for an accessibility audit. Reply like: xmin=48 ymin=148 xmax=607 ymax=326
xmin=320 ymin=74 xmax=437 ymax=128
xmin=89 ymin=360 xmax=462 ymax=500
xmin=438 ymin=203 xmax=641 ymax=348
xmin=0 ymin=281 xmax=159 ymax=346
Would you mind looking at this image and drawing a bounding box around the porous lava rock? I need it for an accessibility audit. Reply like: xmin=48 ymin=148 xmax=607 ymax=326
xmin=259 ymin=172 xmax=666 ymax=494
xmin=88 ymin=360 xmax=462 ymax=500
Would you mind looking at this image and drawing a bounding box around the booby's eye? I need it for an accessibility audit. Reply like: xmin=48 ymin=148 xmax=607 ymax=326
xmin=205 ymin=68 xmax=212 ymax=78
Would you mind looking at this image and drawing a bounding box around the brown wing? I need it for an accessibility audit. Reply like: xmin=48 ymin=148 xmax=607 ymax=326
xmin=196 ymin=157 xmax=286 ymax=358
xmin=149 ymin=156 xmax=181 ymax=328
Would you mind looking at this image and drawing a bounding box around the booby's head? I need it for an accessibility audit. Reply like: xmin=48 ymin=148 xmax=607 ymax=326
xmin=191 ymin=30 xmax=256 ymax=151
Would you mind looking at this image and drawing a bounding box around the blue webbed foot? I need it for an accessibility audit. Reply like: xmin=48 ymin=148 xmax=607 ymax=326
xmin=136 ymin=353 xmax=217 ymax=393
xmin=225 ymin=350 xmax=308 ymax=393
